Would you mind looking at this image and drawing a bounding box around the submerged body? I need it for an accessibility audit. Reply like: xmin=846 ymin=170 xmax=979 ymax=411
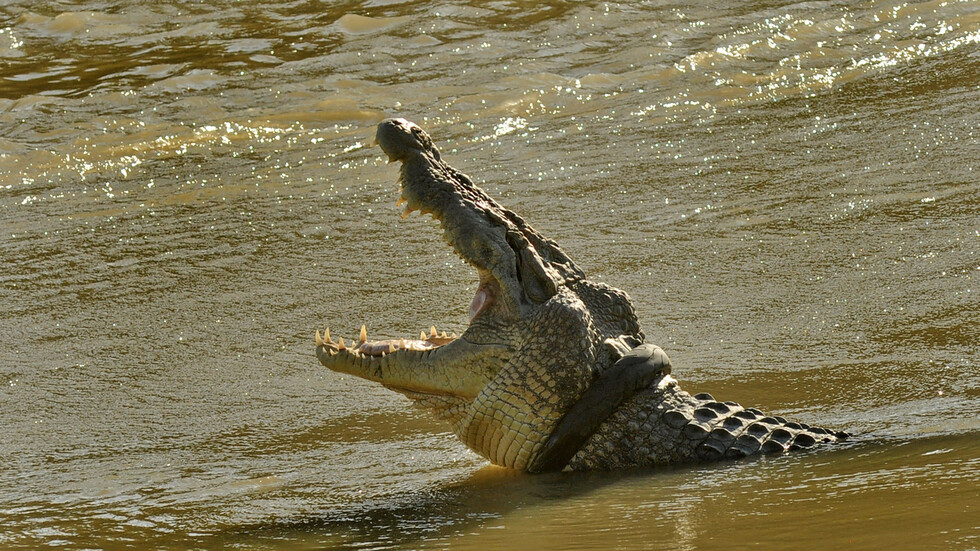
xmin=316 ymin=119 xmax=846 ymax=472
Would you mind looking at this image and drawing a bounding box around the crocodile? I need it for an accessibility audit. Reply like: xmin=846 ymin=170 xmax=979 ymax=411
xmin=316 ymin=118 xmax=847 ymax=472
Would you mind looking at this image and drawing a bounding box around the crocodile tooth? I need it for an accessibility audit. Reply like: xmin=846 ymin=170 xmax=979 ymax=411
xmin=451 ymin=332 xmax=457 ymax=338
xmin=430 ymin=325 xmax=437 ymax=338
xmin=441 ymin=331 xmax=448 ymax=338
xmin=388 ymin=343 xmax=397 ymax=353
xmin=359 ymin=324 xmax=367 ymax=344
xmin=315 ymin=330 xmax=324 ymax=347
xmin=397 ymin=195 xmax=406 ymax=206
xmin=420 ymin=331 xmax=426 ymax=341
xmin=338 ymin=337 xmax=346 ymax=350
xmin=324 ymin=327 xmax=333 ymax=343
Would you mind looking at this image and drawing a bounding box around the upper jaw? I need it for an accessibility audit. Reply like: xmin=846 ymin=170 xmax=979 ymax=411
xmin=378 ymin=119 xmax=536 ymax=319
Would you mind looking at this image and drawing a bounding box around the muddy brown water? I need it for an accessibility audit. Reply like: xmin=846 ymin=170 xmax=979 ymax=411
xmin=1 ymin=1 xmax=978 ymax=549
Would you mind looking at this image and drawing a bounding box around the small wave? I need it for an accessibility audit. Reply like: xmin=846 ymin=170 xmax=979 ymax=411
xmin=334 ymin=14 xmax=410 ymax=35
xmin=17 ymin=11 xmax=139 ymax=39
xmin=148 ymin=70 xmax=230 ymax=93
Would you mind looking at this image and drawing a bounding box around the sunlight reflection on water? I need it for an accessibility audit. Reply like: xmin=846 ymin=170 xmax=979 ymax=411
xmin=1 ymin=0 xmax=978 ymax=548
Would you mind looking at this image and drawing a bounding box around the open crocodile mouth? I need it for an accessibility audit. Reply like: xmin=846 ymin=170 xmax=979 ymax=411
xmin=315 ymin=118 xmax=529 ymax=399
xmin=314 ymin=182 xmax=505 ymax=397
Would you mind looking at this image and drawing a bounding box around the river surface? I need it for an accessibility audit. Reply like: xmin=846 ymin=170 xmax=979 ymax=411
xmin=2 ymin=1 xmax=979 ymax=549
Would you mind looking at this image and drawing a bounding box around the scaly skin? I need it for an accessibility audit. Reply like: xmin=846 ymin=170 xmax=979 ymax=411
xmin=316 ymin=118 xmax=847 ymax=472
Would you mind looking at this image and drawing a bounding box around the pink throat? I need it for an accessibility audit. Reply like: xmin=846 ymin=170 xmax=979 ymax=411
xmin=469 ymin=287 xmax=489 ymax=321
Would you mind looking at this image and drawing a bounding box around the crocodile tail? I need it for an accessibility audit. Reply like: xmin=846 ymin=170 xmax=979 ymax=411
xmin=663 ymin=392 xmax=848 ymax=461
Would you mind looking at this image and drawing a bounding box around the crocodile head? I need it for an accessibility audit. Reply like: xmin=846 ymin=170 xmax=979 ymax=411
xmin=317 ymin=118 xmax=643 ymax=470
